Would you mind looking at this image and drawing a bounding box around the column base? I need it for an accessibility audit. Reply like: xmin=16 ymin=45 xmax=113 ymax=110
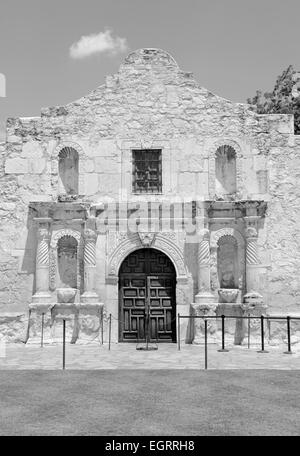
xmin=27 ymin=302 xmax=105 ymax=345
xmin=77 ymin=303 xmax=104 ymax=344
xmin=80 ymin=292 xmax=100 ymax=304
xmin=191 ymin=302 xmax=218 ymax=344
xmin=27 ymin=303 xmax=54 ymax=344
xmin=31 ymin=292 xmax=52 ymax=304
xmin=241 ymin=292 xmax=268 ymax=344
xmin=194 ymin=291 xmax=216 ymax=305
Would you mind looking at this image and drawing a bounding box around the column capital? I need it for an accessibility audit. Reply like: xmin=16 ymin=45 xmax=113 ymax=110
xmin=197 ymin=228 xmax=210 ymax=242
xmin=37 ymin=228 xmax=51 ymax=242
xmin=245 ymin=226 xmax=258 ymax=239
xmin=83 ymin=228 xmax=98 ymax=242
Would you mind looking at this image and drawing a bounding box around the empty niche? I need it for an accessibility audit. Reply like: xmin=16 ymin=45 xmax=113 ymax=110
xmin=217 ymin=235 xmax=238 ymax=289
xmin=215 ymin=145 xmax=236 ymax=197
xmin=57 ymin=235 xmax=78 ymax=288
xmin=58 ymin=147 xmax=79 ymax=195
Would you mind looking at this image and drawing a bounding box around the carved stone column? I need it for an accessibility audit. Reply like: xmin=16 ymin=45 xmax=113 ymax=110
xmin=81 ymin=228 xmax=99 ymax=303
xmin=195 ymin=229 xmax=212 ymax=297
xmin=32 ymin=218 xmax=52 ymax=303
xmin=245 ymin=224 xmax=260 ymax=294
xmin=192 ymin=205 xmax=218 ymax=344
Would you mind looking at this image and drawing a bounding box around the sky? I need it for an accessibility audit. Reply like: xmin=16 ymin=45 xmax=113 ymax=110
xmin=0 ymin=0 xmax=300 ymax=139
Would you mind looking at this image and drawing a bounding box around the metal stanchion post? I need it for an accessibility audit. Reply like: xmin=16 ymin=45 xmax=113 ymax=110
xmin=257 ymin=315 xmax=268 ymax=353
xmin=41 ymin=312 xmax=45 ymax=348
xmin=108 ymin=313 xmax=111 ymax=351
xmin=218 ymin=315 xmax=229 ymax=352
xmin=101 ymin=307 xmax=104 ymax=345
xmin=177 ymin=313 xmax=181 ymax=351
xmin=247 ymin=313 xmax=250 ymax=349
xmin=62 ymin=319 xmax=66 ymax=370
xmin=204 ymin=319 xmax=208 ymax=370
xmin=284 ymin=316 xmax=293 ymax=354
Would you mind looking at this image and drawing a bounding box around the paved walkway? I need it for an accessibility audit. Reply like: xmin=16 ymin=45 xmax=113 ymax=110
xmin=0 ymin=342 xmax=299 ymax=369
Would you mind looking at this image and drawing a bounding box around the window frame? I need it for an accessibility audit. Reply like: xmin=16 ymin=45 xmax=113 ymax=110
xmin=132 ymin=149 xmax=162 ymax=194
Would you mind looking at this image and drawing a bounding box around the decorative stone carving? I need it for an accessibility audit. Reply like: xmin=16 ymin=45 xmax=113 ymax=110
xmin=57 ymin=288 xmax=77 ymax=303
xmin=218 ymin=288 xmax=239 ymax=303
xmin=51 ymin=228 xmax=81 ymax=248
xmin=81 ymin=228 xmax=99 ymax=303
xmin=191 ymin=303 xmax=217 ymax=344
xmin=107 ymin=232 xmax=187 ymax=278
xmin=138 ymin=232 xmax=156 ymax=247
xmin=211 ymin=227 xmax=244 ymax=249
xmin=83 ymin=229 xmax=97 ymax=266
xmin=76 ymin=303 xmax=104 ymax=344
xmin=36 ymin=229 xmax=50 ymax=266
xmin=32 ymin=220 xmax=52 ymax=303
xmin=241 ymin=292 xmax=267 ymax=335
xmin=198 ymin=233 xmax=210 ymax=265
xmin=49 ymin=247 xmax=57 ymax=291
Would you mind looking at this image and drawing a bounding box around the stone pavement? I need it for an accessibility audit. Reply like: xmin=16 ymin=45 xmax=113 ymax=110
xmin=0 ymin=341 xmax=299 ymax=370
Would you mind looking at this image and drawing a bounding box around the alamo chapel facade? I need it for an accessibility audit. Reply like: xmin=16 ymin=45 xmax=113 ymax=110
xmin=0 ymin=48 xmax=299 ymax=345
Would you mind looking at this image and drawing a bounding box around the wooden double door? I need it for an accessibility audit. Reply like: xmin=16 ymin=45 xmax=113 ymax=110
xmin=119 ymin=249 xmax=176 ymax=342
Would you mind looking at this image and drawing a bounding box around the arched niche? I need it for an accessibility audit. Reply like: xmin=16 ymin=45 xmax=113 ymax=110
xmin=210 ymin=227 xmax=245 ymax=295
xmin=217 ymin=235 xmax=238 ymax=289
xmin=215 ymin=145 xmax=237 ymax=197
xmin=58 ymin=147 xmax=79 ymax=195
xmin=57 ymin=235 xmax=78 ymax=288
xmin=49 ymin=229 xmax=84 ymax=293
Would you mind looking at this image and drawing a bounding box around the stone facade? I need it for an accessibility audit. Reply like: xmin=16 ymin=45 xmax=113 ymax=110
xmin=0 ymin=48 xmax=299 ymax=344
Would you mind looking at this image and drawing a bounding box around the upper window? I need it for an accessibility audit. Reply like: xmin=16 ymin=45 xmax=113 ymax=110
xmin=132 ymin=149 xmax=162 ymax=194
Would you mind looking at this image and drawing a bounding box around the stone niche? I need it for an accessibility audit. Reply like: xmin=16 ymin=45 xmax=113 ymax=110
xmin=217 ymin=235 xmax=239 ymax=291
xmin=57 ymin=235 xmax=78 ymax=290
xmin=216 ymin=233 xmax=243 ymax=344
xmin=58 ymin=147 xmax=79 ymax=196
xmin=215 ymin=145 xmax=237 ymax=197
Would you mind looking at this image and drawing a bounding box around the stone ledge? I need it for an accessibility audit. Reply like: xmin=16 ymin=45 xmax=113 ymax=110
xmin=0 ymin=312 xmax=26 ymax=320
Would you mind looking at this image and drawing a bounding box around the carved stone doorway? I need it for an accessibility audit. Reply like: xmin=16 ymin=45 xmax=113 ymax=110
xmin=118 ymin=248 xmax=176 ymax=342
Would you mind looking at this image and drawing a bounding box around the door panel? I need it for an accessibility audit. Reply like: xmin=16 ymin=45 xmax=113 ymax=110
xmin=119 ymin=249 xmax=176 ymax=342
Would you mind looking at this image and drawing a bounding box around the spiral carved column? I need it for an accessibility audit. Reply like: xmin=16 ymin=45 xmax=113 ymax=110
xmin=195 ymin=229 xmax=215 ymax=304
xmin=81 ymin=229 xmax=99 ymax=303
xmin=32 ymin=219 xmax=52 ymax=303
xmin=192 ymin=228 xmax=217 ymax=343
xmin=245 ymin=226 xmax=260 ymax=294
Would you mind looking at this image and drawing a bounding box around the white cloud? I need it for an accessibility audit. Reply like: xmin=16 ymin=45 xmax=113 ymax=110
xmin=70 ymin=29 xmax=129 ymax=59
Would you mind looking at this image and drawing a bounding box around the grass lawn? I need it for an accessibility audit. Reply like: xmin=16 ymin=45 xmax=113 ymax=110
xmin=0 ymin=370 xmax=299 ymax=436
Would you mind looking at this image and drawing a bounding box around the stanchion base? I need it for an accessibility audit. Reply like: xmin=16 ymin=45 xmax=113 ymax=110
xmin=257 ymin=350 xmax=269 ymax=353
xmin=136 ymin=344 xmax=158 ymax=351
xmin=283 ymin=351 xmax=294 ymax=355
xmin=218 ymin=349 xmax=229 ymax=352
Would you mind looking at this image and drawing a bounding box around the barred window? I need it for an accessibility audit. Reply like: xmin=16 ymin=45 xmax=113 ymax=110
xmin=132 ymin=149 xmax=162 ymax=193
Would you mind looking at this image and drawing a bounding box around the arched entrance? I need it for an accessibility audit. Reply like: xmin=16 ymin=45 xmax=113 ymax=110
xmin=119 ymin=248 xmax=176 ymax=342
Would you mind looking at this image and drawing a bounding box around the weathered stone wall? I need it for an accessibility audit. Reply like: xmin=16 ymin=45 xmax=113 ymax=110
xmin=0 ymin=48 xmax=299 ymax=322
xmin=262 ymin=136 xmax=300 ymax=311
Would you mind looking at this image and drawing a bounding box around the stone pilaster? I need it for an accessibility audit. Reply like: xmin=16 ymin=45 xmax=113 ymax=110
xmin=81 ymin=228 xmax=99 ymax=303
xmin=192 ymin=204 xmax=218 ymax=344
xmin=194 ymin=203 xmax=215 ymax=304
xmin=32 ymin=218 xmax=52 ymax=303
xmin=245 ymin=223 xmax=260 ymax=294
